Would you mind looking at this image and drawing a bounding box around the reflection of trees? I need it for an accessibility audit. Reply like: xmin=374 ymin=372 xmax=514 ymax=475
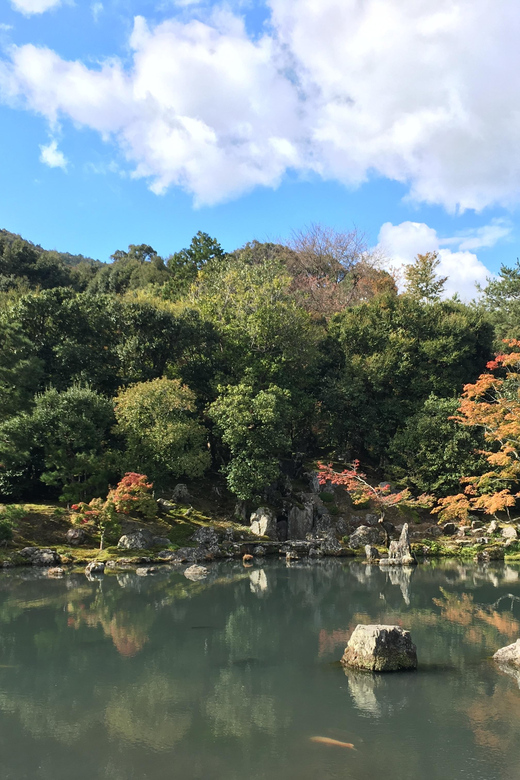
xmin=206 ymin=669 xmax=281 ymax=738
xmin=1 ymin=560 xmax=520 ymax=779
xmin=67 ymin=591 xmax=154 ymax=657
xmin=105 ymin=672 xmax=193 ymax=750
xmin=433 ymin=589 xmax=520 ymax=648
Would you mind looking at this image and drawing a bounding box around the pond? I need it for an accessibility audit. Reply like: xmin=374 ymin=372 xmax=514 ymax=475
xmin=0 ymin=559 xmax=520 ymax=780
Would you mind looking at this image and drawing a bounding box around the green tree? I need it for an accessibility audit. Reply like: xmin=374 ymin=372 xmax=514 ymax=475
xmin=114 ymin=378 xmax=210 ymax=488
xmin=404 ymin=252 xmax=448 ymax=302
xmin=0 ymin=318 xmax=43 ymax=422
xmin=324 ymin=293 xmax=493 ymax=461
xmin=0 ymin=385 xmax=117 ymax=502
xmin=478 ymin=260 xmax=520 ymax=343
xmin=208 ymin=382 xmax=292 ymax=500
xmin=387 ymin=394 xmax=486 ymax=496
xmin=165 ymin=231 xmax=225 ymax=299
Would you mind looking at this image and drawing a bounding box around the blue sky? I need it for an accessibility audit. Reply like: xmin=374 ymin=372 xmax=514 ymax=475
xmin=0 ymin=0 xmax=519 ymax=299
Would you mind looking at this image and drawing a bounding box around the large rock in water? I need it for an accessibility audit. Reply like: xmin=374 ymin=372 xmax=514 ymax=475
xmin=493 ymin=639 xmax=520 ymax=667
xmin=250 ymin=507 xmax=277 ymax=539
xmin=379 ymin=523 xmax=416 ymax=566
xmin=288 ymin=503 xmax=314 ymax=539
xmin=341 ymin=624 xmax=418 ymax=671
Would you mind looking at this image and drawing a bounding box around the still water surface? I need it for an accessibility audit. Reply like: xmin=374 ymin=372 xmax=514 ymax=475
xmin=1 ymin=559 xmax=520 ymax=779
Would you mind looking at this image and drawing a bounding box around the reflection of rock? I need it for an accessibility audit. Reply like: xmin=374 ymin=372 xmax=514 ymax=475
xmin=341 ymin=624 xmax=417 ymax=671
xmin=380 ymin=524 xmax=416 ymax=566
xmin=116 ymin=573 xmax=141 ymax=590
xmin=249 ymin=569 xmax=268 ymax=595
xmin=184 ymin=564 xmax=208 ymax=581
xmin=503 ymin=567 xmax=519 ymax=583
xmin=386 ymin=566 xmax=414 ymax=605
xmin=345 ymin=670 xmax=383 ymax=716
xmin=47 ymin=567 xmax=65 ymax=577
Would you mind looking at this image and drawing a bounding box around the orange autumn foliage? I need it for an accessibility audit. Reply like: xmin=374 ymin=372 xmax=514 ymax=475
xmin=434 ymin=340 xmax=520 ymax=522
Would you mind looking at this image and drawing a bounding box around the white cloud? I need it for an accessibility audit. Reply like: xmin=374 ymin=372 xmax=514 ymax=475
xmin=11 ymin=0 xmax=63 ymax=15
xmin=0 ymin=24 xmax=14 ymax=31
xmin=377 ymin=221 xmax=498 ymax=301
xmin=91 ymin=2 xmax=102 ymax=22
xmin=2 ymin=2 xmax=520 ymax=208
xmin=39 ymin=139 xmax=68 ymax=170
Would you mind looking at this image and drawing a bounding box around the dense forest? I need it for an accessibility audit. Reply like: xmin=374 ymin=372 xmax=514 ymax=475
xmin=1 ymin=223 xmax=519 ymax=522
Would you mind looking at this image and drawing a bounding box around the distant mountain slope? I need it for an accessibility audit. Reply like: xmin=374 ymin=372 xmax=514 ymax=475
xmin=0 ymin=228 xmax=101 ymax=267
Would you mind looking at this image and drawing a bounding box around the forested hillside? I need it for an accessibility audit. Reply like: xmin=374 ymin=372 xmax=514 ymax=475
xmin=1 ymin=224 xmax=518 ymax=525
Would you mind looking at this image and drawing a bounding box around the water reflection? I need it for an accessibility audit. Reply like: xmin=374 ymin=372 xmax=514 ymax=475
xmin=249 ymin=568 xmax=268 ymax=596
xmin=0 ymin=560 xmax=518 ymax=779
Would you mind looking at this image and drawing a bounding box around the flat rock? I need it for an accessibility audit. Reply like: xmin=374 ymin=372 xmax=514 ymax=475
xmin=341 ymin=624 xmax=417 ymax=672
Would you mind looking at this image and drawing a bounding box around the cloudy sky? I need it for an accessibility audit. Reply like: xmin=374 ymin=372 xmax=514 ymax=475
xmin=0 ymin=0 xmax=518 ymax=298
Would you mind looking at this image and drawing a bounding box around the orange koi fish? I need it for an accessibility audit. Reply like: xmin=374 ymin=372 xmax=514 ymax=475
xmin=310 ymin=736 xmax=355 ymax=749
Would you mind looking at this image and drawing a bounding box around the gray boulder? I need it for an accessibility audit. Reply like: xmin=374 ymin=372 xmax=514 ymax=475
xmin=442 ymin=523 xmax=457 ymax=536
xmin=380 ymin=524 xmax=416 ymax=566
xmin=66 ymin=527 xmax=87 ymax=546
xmin=365 ymin=545 xmax=380 ymax=562
xmin=117 ymin=530 xmax=154 ymax=550
xmin=19 ymin=547 xmax=61 ymax=567
xmin=305 ymin=472 xmax=321 ymax=494
xmin=191 ymin=526 xmax=219 ymax=549
xmin=349 ymin=526 xmax=383 ymax=548
xmin=184 ymin=564 xmax=208 ymax=581
xmin=85 ymin=561 xmax=105 ymax=576
xmin=318 ymin=537 xmax=343 ymax=556
xmin=250 ymin=507 xmax=278 ymax=539
xmin=172 ymin=484 xmax=190 ymax=502
xmin=494 ymin=639 xmax=520 ymax=666
xmin=152 ymin=536 xmax=171 ymax=548
xmin=502 ymin=526 xmax=518 ymax=541
xmin=341 ymin=624 xmax=417 ymax=671
xmin=288 ymin=502 xmax=314 ymax=540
